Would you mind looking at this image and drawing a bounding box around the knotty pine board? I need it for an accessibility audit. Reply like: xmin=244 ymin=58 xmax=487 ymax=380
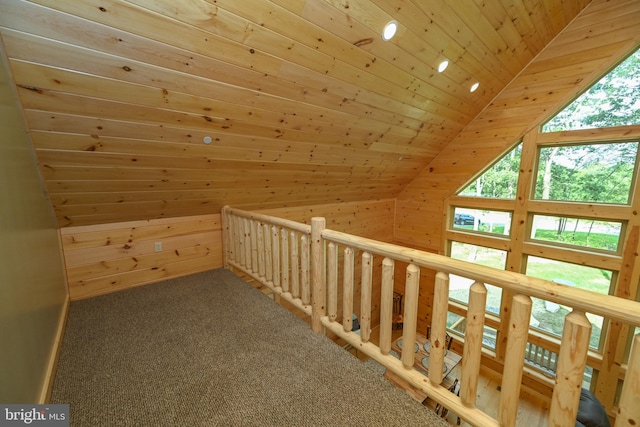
xmin=61 ymin=214 xmax=222 ymax=300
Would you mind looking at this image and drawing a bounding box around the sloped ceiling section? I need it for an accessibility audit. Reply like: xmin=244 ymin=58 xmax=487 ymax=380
xmin=0 ymin=0 xmax=590 ymax=227
xmin=395 ymin=0 xmax=640 ymax=249
xmin=400 ymin=0 xmax=640 ymax=203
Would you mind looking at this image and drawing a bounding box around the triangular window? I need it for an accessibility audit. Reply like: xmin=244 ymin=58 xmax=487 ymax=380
xmin=458 ymin=143 xmax=522 ymax=199
xmin=542 ymin=48 xmax=640 ymax=132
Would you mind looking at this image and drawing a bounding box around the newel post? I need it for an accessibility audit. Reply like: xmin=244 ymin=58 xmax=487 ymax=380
xmin=310 ymin=217 xmax=326 ymax=333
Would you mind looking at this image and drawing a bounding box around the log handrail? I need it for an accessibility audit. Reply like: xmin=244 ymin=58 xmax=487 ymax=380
xmin=320 ymin=228 xmax=640 ymax=326
xmin=225 ymin=206 xmax=312 ymax=234
xmin=222 ymin=206 xmax=640 ymax=427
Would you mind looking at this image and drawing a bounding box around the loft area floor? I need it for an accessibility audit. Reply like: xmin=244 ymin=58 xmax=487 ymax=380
xmin=258 ymin=278 xmax=551 ymax=427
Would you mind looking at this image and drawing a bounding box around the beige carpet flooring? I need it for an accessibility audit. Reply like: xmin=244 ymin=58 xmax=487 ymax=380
xmin=50 ymin=268 xmax=450 ymax=426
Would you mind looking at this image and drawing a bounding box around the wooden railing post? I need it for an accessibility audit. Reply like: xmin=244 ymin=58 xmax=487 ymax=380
xmin=617 ymin=333 xmax=640 ymax=427
xmin=499 ymin=294 xmax=532 ymax=427
xmin=311 ymin=217 xmax=326 ymax=333
xmin=250 ymin=220 xmax=258 ymax=273
xmin=243 ymin=218 xmax=251 ymax=268
xmin=290 ymin=231 xmax=300 ymax=298
xmin=257 ymin=222 xmax=266 ymax=279
xmin=379 ymin=257 xmax=395 ymax=355
xmin=461 ymin=281 xmax=487 ymax=407
xmin=360 ymin=251 xmax=373 ymax=343
xmin=342 ymin=247 xmax=354 ymax=332
xmin=549 ymin=310 xmax=592 ymax=427
xmin=271 ymin=225 xmax=280 ymax=289
xmin=237 ymin=217 xmax=245 ymax=267
xmin=280 ymin=228 xmax=289 ymax=293
xmin=327 ymin=242 xmax=338 ymax=323
xmin=429 ymin=271 xmax=449 ymax=385
xmin=221 ymin=206 xmax=230 ymax=268
xmin=300 ymin=234 xmax=310 ymax=305
xmin=264 ymin=223 xmax=273 ymax=282
xmin=402 ymin=264 xmax=420 ymax=370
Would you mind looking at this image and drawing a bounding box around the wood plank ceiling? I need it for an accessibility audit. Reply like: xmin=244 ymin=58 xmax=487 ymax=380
xmin=0 ymin=0 xmax=591 ymax=227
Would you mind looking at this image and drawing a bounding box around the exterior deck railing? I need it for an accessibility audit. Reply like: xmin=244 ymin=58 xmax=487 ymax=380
xmin=222 ymin=206 xmax=640 ymax=427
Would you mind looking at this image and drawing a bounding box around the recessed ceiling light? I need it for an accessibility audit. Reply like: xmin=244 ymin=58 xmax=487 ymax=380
xmin=470 ymin=82 xmax=480 ymax=93
xmin=382 ymin=21 xmax=398 ymax=41
xmin=203 ymin=136 xmax=212 ymax=144
xmin=438 ymin=60 xmax=449 ymax=73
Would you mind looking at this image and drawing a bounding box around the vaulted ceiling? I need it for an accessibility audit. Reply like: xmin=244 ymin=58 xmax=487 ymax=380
xmin=0 ymin=0 xmax=627 ymax=227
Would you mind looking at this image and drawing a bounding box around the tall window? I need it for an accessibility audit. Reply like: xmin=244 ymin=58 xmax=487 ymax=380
xmin=445 ymin=47 xmax=640 ymax=382
xmin=459 ymin=143 xmax=522 ymax=199
xmin=534 ymin=142 xmax=638 ymax=204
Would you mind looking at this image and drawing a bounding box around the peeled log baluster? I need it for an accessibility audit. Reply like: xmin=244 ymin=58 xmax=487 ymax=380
xmin=499 ymin=294 xmax=532 ymax=427
xmin=401 ymin=264 xmax=420 ymax=370
xmin=250 ymin=220 xmax=258 ymax=273
xmin=290 ymin=231 xmax=299 ymax=298
xmin=300 ymin=234 xmax=310 ymax=305
xmin=257 ymin=222 xmax=265 ymax=278
xmin=280 ymin=228 xmax=289 ymax=293
xmin=360 ymin=251 xmax=372 ymax=343
xmin=264 ymin=223 xmax=272 ymax=282
xmin=461 ymin=281 xmax=487 ymax=407
xmin=549 ymin=310 xmax=591 ymax=427
xmin=379 ymin=257 xmax=394 ymax=355
xmin=310 ymin=217 xmax=325 ymax=333
xmin=243 ymin=218 xmax=251 ymax=268
xmin=342 ymin=247 xmax=354 ymax=332
xmin=271 ymin=225 xmax=280 ymax=288
xmin=327 ymin=242 xmax=338 ymax=323
xmin=429 ymin=271 xmax=449 ymax=385
xmin=237 ymin=217 xmax=245 ymax=267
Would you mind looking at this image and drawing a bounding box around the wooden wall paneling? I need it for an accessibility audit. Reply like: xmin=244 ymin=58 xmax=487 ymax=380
xmin=15 ymin=86 xmax=393 ymax=149
xmin=27 ymin=0 xmax=443 ymax=124
xmin=28 ymin=131 xmax=429 ymax=169
xmin=274 ymin=0 xmax=490 ymax=113
xmin=371 ymin=0 xmax=507 ymax=92
xmin=61 ymin=215 xmax=218 ymax=250
xmin=46 ymin=185 xmax=407 ymax=209
xmin=61 ymin=214 xmax=222 ymax=299
xmin=69 ymin=252 xmax=218 ymax=300
xmin=471 ymin=1 xmax=534 ymax=66
xmin=152 ymin=0 xmax=470 ymax=123
xmin=7 ymin=54 xmax=418 ymax=144
xmin=0 ymin=0 xmax=431 ymax=227
xmin=0 ymin=0 xmax=599 ymax=228
xmin=394 ymin=198 xmax=447 ymax=252
xmin=0 ymin=0 xmax=418 ymax=129
xmin=258 ymin=199 xmax=396 ymax=240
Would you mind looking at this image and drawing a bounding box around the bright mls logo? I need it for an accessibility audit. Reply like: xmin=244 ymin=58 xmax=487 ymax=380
xmin=0 ymin=405 xmax=69 ymax=426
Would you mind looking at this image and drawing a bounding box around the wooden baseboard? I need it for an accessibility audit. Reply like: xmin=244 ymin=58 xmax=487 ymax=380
xmin=38 ymin=296 xmax=69 ymax=404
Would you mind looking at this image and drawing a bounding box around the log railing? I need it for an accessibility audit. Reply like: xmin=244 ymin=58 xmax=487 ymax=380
xmin=222 ymin=206 xmax=313 ymax=317
xmin=222 ymin=206 xmax=640 ymax=427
